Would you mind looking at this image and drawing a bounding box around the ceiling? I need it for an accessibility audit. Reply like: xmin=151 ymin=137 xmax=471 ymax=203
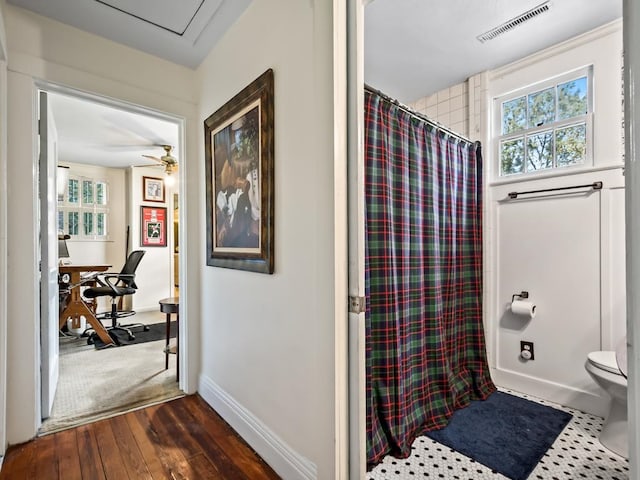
xmin=10 ymin=0 xmax=623 ymax=169
xmin=8 ymin=0 xmax=252 ymax=171
xmin=8 ymin=0 xmax=251 ymax=69
xmin=365 ymin=0 xmax=623 ymax=103
xmin=49 ymin=92 xmax=179 ymax=171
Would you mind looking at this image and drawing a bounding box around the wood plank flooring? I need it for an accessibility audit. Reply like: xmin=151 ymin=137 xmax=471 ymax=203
xmin=0 ymin=395 xmax=281 ymax=480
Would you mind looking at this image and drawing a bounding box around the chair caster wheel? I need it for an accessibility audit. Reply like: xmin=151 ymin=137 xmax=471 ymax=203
xmin=143 ymin=326 xmax=150 ymax=331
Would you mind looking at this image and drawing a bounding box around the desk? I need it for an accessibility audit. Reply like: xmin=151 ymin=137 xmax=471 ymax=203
xmin=159 ymin=297 xmax=179 ymax=381
xmin=59 ymin=264 xmax=113 ymax=346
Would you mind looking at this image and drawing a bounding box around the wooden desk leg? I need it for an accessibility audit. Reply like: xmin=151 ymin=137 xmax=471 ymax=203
xmin=165 ymin=313 xmax=170 ymax=370
xmin=61 ymin=301 xmax=114 ymax=346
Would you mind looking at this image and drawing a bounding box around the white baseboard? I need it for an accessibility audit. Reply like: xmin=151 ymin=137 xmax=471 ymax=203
xmin=198 ymin=374 xmax=317 ymax=480
xmin=492 ymin=367 xmax=610 ymax=418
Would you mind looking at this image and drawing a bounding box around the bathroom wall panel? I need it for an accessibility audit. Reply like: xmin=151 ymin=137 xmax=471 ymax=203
xmin=496 ymin=191 xmax=601 ymax=395
xmin=603 ymin=187 xmax=626 ymax=350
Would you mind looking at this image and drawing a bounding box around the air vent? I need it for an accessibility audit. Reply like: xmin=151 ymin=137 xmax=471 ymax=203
xmin=476 ymin=1 xmax=551 ymax=43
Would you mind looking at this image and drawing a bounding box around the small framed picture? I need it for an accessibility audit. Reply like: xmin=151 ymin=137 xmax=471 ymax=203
xmin=143 ymin=176 xmax=165 ymax=203
xmin=140 ymin=206 xmax=167 ymax=247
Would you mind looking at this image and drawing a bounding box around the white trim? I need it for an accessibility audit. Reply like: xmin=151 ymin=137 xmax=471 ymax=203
xmin=347 ymin=1 xmax=367 ymax=479
xmin=0 ymin=1 xmax=8 ymax=456
xmin=0 ymin=59 xmax=7 ymax=456
xmin=492 ymin=367 xmax=609 ymax=417
xmin=489 ymin=164 xmax=624 ymax=188
xmin=332 ymin=0 xmax=349 ymax=479
xmin=198 ymin=374 xmax=317 ymax=480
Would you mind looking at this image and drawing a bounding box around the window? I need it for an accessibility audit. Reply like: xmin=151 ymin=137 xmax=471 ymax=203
xmin=496 ymin=68 xmax=592 ymax=177
xmin=58 ymin=174 xmax=109 ymax=239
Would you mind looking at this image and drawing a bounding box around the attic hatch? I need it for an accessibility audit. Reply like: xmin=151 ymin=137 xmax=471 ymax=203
xmin=476 ymin=1 xmax=552 ymax=43
xmin=95 ymin=0 xmax=204 ymax=36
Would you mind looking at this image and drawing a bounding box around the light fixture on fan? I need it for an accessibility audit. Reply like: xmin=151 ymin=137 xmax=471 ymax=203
xmin=142 ymin=145 xmax=178 ymax=186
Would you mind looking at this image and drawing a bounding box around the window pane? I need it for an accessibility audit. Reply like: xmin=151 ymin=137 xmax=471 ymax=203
xmin=96 ymin=182 xmax=107 ymax=205
xmin=528 ymin=87 xmax=555 ymax=128
xmin=68 ymin=179 xmax=79 ymax=204
xmin=82 ymin=180 xmax=94 ymax=204
xmin=57 ymin=211 xmax=64 ymax=232
xmin=502 ymin=97 xmax=526 ymax=134
xmin=83 ymin=212 xmax=94 ymax=235
xmin=97 ymin=213 xmax=106 ymax=236
xmin=556 ymin=123 xmax=587 ymax=167
xmin=527 ymin=130 xmax=554 ymax=171
xmin=68 ymin=212 xmax=79 ymax=235
xmin=500 ymin=138 xmax=524 ymax=175
xmin=558 ymin=76 xmax=588 ymax=120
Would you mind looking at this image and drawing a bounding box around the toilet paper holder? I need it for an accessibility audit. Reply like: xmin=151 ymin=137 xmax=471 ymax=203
xmin=511 ymin=291 xmax=529 ymax=303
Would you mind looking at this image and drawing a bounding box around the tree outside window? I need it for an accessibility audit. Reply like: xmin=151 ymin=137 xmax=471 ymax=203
xmin=498 ymin=73 xmax=590 ymax=176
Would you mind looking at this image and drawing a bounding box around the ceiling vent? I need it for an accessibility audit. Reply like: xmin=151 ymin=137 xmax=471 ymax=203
xmin=476 ymin=1 xmax=551 ymax=43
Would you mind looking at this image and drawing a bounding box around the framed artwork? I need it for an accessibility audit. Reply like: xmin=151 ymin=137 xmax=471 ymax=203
xmin=140 ymin=206 xmax=167 ymax=247
xmin=204 ymin=69 xmax=274 ymax=274
xmin=143 ymin=176 xmax=165 ymax=203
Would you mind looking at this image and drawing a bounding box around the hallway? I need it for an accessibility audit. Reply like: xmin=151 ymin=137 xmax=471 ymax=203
xmin=0 ymin=395 xmax=280 ymax=479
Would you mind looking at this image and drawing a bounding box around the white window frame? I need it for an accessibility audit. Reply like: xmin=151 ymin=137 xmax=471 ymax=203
xmin=493 ymin=66 xmax=594 ymax=179
xmin=58 ymin=174 xmax=110 ymax=240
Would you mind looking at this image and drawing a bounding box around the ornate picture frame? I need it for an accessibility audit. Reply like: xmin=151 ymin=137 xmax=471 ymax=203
xmin=204 ymin=69 xmax=274 ymax=274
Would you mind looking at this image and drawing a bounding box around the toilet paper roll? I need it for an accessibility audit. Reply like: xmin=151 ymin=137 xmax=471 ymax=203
xmin=511 ymin=300 xmax=536 ymax=319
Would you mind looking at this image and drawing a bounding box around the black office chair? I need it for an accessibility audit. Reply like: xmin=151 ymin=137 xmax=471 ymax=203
xmin=83 ymin=250 xmax=148 ymax=345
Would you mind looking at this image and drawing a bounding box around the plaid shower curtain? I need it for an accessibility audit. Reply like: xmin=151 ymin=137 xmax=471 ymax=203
xmin=365 ymin=89 xmax=496 ymax=467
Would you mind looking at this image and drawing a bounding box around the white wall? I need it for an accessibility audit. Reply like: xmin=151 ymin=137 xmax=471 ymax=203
xmin=129 ymin=165 xmax=174 ymax=310
xmin=4 ymin=2 xmax=200 ymax=445
xmin=485 ymin=22 xmax=625 ymax=416
xmin=196 ymin=0 xmax=341 ymax=479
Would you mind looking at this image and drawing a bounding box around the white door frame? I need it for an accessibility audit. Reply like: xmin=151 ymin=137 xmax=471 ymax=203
xmin=347 ymin=0 xmax=366 ymax=478
xmin=0 ymin=20 xmax=8 ymax=459
xmin=624 ymin=1 xmax=640 ymax=477
xmin=34 ymin=80 xmax=190 ymax=421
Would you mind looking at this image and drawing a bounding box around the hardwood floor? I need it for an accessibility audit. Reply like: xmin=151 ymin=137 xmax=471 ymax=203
xmin=0 ymin=395 xmax=281 ymax=480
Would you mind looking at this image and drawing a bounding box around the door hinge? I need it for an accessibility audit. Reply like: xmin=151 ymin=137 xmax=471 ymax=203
xmin=348 ymin=295 xmax=366 ymax=314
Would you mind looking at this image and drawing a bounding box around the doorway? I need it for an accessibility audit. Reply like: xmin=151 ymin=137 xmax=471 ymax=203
xmin=38 ymin=85 xmax=186 ymax=434
xmin=350 ymin=1 xmax=626 ymax=478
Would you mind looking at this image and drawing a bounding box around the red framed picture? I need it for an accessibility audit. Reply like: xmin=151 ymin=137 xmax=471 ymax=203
xmin=140 ymin=206 xmax=167 ymax=247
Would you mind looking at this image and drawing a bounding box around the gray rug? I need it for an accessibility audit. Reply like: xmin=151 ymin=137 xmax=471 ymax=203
xmin=40 ymin=329 xmax=183 ymax=434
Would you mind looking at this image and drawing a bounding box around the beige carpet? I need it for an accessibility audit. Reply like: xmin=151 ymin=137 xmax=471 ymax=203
xmin=39 ymin=311 xmax=183 ymax=434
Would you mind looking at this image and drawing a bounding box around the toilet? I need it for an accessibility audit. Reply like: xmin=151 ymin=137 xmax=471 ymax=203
xmin=584 ymin=341 xmax=628 ymax=458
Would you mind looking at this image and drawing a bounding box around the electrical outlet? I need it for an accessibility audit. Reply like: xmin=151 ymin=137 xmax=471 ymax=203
xmin=520 ymin=341 xmax=535 ymax=360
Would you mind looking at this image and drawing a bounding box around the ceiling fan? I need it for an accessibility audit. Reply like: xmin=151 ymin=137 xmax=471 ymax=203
xmin=141 ymin=144 xmax=178 ymax=177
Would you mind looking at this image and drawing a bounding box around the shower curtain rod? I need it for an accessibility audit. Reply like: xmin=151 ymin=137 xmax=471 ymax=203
xmin=364 ymin=84 xmax=476 ymax=146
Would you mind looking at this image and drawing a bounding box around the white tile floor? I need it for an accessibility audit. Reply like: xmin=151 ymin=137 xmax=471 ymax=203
xmin=368 ymin=389 xmax=629 ymax=480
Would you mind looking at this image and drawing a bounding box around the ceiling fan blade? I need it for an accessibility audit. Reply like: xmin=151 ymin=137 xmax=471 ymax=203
xmin=133 ymin=163 xmax=163 ymax=168
xmin=141 ymin=154 xmax=165 ymax=164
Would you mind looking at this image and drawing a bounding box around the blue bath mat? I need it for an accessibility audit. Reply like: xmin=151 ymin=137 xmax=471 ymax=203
xmin=425 ymin=391 xmax=572 ymax=480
